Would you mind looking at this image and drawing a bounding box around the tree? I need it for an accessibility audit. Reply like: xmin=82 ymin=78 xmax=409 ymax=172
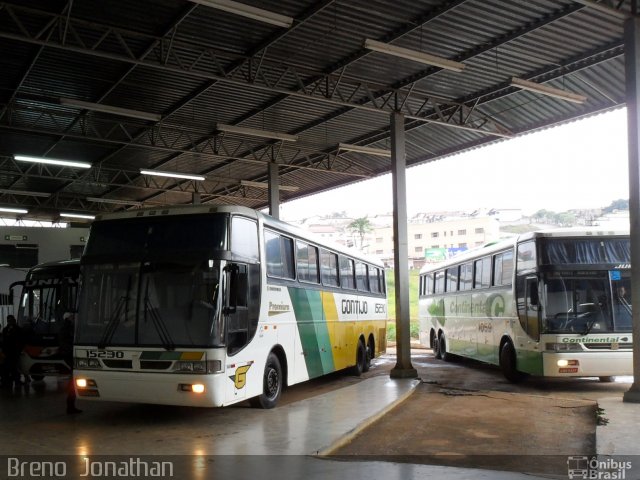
xmin=603 ymin=199 xmax=629 ymax=213
xmin=347 ymin=217 xmax=373 ymax=250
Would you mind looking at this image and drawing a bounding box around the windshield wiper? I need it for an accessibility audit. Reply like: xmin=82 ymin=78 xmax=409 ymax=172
xmin=97 ymin=275 xmax=132 ymax=349
xmin=97 ymin=295 xmax=126 ymax=349
xmin=581 ymin=317 xmax=598 ymax=336
xmin=143 ymin=278 xmax=175 ymax=351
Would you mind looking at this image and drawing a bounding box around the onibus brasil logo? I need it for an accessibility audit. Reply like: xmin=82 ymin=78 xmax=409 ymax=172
xmin=567 ymin=456 xmax=632 ymax=479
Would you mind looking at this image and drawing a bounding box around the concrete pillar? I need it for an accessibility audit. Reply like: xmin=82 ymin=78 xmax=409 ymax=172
xmin=268 ymin=161 xmax=280 ymax=220
xmin=624 ymin=16 xmax=640 ymax=403
xmin=192 ymin=192 xmax=201 ymax=205
xmin=389 ymin=111 xmax=418 ymax=379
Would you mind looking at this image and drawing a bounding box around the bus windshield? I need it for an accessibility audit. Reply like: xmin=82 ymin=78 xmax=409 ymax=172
xmin=542 ymin=272 xmax=631 ymax=334
xmin=18 ymin=273 xmax=78 ymax=339
xmin=76 ymin=259 xmax=224 ymax=348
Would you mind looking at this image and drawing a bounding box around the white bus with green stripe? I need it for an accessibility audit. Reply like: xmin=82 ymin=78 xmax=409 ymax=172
xmin=74 ymin=205 xmax=387 ymax=407
xmin=418 ymin=229 xmax=632 ymax=382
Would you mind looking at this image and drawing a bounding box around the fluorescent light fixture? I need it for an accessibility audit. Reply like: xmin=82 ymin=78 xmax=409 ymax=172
xmin=338 ymin=143 xmax=392 ymax=157
xmin=0 ymin=189 xmax=50 ymax=198
xmin=216 ymin=124 xmax=298 ymax=142
xmin=140 ymin=169 xmax=206 ymax=181
xmin=510 ymin=77 xmax=587 ymax=104
xmin=0 ymin=207 xmax=28 ymax=214
xmin=188 ymin=0 xmax=293 ymax=28
xmin=240 ymin=180 xmax=299 ymax=192
xmin=60 ymin=98 xmax=162 ymax=122
xmin=14 ymin=155 xmax=91 ymax=169
xmin=87 ymin=197 xmax=143 ymax=206
xmin=60 ymin=213 xmax=95 ymax=220
xmin=364 ymin=39 xmax=465 ymax=72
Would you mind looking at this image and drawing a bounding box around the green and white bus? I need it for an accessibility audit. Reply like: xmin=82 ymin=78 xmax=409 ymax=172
xmin=74 ymin=205 xmax=387 ymax=408
xmin=418 ymin=229 xmax=632 ymax=382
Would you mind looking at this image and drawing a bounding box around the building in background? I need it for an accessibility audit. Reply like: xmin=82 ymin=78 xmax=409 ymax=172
xmin=363 ymin=215 xmax=501 ymax=269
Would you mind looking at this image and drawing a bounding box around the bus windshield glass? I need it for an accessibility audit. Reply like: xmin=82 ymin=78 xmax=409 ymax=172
xmin=83 ymin=214 xmax=228 ymax=260
xmin=540 ymin=238 xmax=630 ymax=265
xmin=18 ymin=271 xmax=78 ymax=338
xmin=542 ymin=272 xmax=632 ymax=334
xmin=76 ymin=259 xmax=224 ymax=348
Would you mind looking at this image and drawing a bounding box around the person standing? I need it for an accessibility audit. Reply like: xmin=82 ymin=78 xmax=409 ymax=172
xmin=1 ymin=315 xmax=23 ymax=387
xmin=59 ymin=312 xmax=81 ymax=414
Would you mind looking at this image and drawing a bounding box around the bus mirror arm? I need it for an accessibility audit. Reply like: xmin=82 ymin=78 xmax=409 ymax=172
xmin=223 ymin=263 xmax=239 ymax=315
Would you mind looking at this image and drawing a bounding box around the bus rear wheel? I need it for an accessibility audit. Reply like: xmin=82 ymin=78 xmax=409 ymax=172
xmin=439 ymin=333 xmax=451 ymax=362
xmin=250 ymin=352 xmax=283 ymax=409
xmin=363 ymin=339 xmax=373 ymax=373
xmin=432 ymin=333 xmax=441 ymax=359
xmin=499 ymin=341 xmax=527 ymax=383
xmin=351 ymin=340 xmax=366 ymax=376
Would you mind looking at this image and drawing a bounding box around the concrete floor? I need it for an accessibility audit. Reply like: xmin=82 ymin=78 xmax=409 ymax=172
xmin=0 ymin=348 xmax=635 ymax=480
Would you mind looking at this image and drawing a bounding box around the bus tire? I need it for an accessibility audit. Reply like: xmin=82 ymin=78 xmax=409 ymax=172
xmin=439 ymin=333 xmax=451 ymax=362
xmin=363 ymin=338 xmax=373 ymax=373
xmin=351 ymin=340 xmax=366 ymax=376
xmin=250 ymin=352 xmax=283 ymax=409
xmin=599 ymin=376 xmax=615 ymax=383
xmin=432 ymin=333 xmax=441 ymax=359
xmin=500 ymin=341 xmax=527 ymax=383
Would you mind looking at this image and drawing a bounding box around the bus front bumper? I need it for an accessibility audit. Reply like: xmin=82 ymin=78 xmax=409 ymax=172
xmin=542 ymin=351 xmax=633 ymax=377
xmin=73 ymin=370 xmax=227 ymax=407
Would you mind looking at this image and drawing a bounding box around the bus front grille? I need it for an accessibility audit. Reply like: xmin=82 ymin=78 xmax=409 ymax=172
xmin=140 ymin=361 xmax=172 ymax=370
xmin=102 ymin=360 xmax=133 ymax=369
xmin=583 ymin=343 xmax=632 ymax=350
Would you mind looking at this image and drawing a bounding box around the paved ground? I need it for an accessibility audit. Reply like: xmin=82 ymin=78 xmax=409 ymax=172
xmin=0 ymin=344 xmax=632 ymax=479
xmin=330 ymin=346 xmax=633 ymax=476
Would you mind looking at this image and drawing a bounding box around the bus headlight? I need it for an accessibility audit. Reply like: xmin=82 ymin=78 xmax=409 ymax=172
xmin=174 ymin=361 xmax=205 ymax=373
xmin=174 ymin=360 xmax=222 ymax=374
xmin=545 ymin=343 xmax=583 ymax=352
xmin=75 ymin=358 xmax=102 ymax=369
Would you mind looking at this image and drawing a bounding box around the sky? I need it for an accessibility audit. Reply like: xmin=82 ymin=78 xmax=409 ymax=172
xmin=280 ymin=108 xmax=629 ymax=221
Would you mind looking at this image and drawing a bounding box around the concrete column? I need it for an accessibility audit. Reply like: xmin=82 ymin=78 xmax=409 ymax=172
xmin=624 ymin=16 xmax=640 ymax=403
xmin=192 ymin=192 xmax=201 ymax=205
xmin=268 ymin=161 xmax=280 ymax=220
xmin=389 ymin=111 xmax=418 ymax=379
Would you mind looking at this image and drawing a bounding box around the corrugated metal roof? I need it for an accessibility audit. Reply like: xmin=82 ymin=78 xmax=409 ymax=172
xmin=0 ymin=0 xmax=633 ymax=219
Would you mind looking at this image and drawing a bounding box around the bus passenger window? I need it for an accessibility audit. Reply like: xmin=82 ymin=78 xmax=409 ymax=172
xmin=446 ymin=266 xmax=458 ymax=292
xmin=434 ymin=271 xmax=444 ymax=294
xmin=339 ymin=256 xmax=355 ymax=289
xmin=320 ymin=250 xmax=339 ymax=287
xmin=369 ymin=267 xmax=381 ymax=294
xmin=297 ymin=242 xmax=319 ymax=283
xmin=474 ymin=257 xmax=491 ymax=288
xmin=460 ymin=263 xmax=472 ymax=291
xmin=355 ymin=262 xmax=369 ymax=291
xmin=264 ymin=231 xmax=295 ymax=280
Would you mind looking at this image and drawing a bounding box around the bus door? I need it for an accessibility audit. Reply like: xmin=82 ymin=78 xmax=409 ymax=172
xmin=223 ymin=262 xmax=252 ymax=404
xmin=516 ymin=276 xmax=540 ymax=349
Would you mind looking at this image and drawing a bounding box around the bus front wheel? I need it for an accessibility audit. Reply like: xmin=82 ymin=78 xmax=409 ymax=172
xmin=250 ymin=352 xmax=283 ymax=409
xmin=499 ymin=342 xmax=527 ymax=383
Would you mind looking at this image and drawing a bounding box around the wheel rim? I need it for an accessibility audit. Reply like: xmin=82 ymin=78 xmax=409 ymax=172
xmin=265 ymin=367 xmax=279 ymax=400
